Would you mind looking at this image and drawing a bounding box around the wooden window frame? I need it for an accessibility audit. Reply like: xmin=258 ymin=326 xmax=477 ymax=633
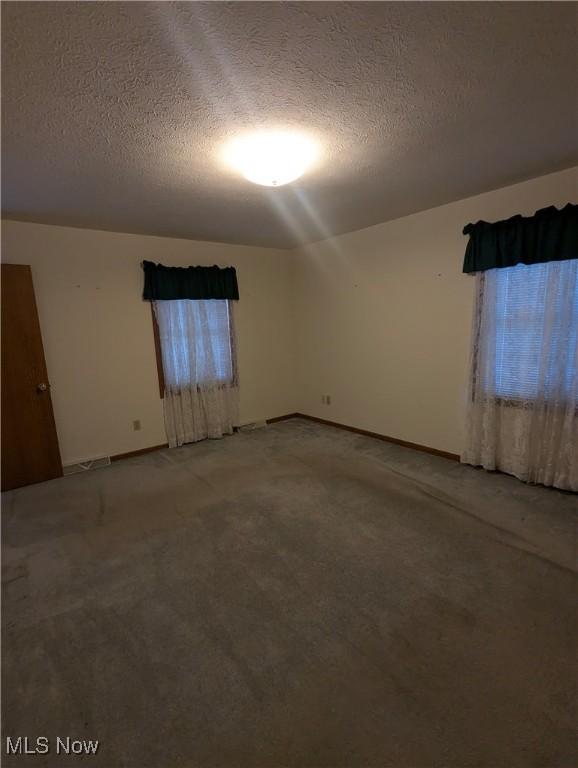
xmin=150 ymin=300 xmax=238 ymax=399
xmin=151 ymin=304 xmax=165 ymax=398
xmin=471 ymin=272 xmax=577 ymax=410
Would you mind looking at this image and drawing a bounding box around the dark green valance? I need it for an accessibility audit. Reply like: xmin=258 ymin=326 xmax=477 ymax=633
xmin=462 ymin=203 xmax=578 ymax=273
xmin=142 ymin=261 xmax=239 ymax=301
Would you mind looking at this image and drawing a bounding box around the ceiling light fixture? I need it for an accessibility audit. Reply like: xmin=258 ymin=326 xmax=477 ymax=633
xmin=223 ymin=131 xmax=317 ymax=187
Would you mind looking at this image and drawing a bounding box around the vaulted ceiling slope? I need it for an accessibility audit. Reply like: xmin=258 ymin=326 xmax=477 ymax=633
xmin=2 ymin=2 xmax=577 ymax=249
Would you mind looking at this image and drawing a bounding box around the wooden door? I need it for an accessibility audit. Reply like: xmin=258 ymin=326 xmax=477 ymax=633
xmin=1 ymin=264 xmax=62 ymax=490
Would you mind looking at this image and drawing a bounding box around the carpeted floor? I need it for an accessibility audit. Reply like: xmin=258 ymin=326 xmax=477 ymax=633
xmin=2 ymin=418 xmax=577 ymax=767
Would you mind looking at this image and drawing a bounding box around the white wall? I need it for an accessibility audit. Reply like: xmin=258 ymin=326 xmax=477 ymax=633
xmin=293 ymin=167 xmax=578 ymax=455
xmin=3 ymin=167 xmax=576 ymax=466
xmin=1 ymin=222 xmax=297 ymax=464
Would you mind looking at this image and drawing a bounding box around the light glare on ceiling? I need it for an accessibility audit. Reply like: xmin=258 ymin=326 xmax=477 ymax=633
xmin=223 ymin=131 xmax=317 ymax=187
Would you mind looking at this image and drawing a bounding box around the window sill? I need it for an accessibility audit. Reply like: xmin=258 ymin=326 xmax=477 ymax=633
xmin=164 ymin=381 xmax=238 ymax=396
xmin=482 ymin=396 xmax=578 ymax=412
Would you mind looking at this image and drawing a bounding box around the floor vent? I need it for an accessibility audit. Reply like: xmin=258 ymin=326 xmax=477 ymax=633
xmin=63 ymin=456 xmax=112 ymax=475
xmin=238 ymin=420 xmax=267 ymax=432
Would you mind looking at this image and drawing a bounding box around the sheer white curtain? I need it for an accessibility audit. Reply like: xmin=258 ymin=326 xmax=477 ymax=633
xmin=462 ymin=259 xmax=578 ymax=491
xmin=154 ymin=299 xmax=239 ymax=447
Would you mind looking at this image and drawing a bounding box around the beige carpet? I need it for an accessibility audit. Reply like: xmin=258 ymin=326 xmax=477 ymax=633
xmin=2 ymin=418 xmax=577 ymax=767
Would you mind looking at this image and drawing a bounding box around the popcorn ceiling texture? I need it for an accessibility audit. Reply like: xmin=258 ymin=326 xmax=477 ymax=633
xmin=2 ymin=1 xmax=577 ymax=248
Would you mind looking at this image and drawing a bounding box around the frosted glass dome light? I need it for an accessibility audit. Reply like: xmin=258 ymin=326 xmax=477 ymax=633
xmin=223 ymin=131 xmax=317 ymax=187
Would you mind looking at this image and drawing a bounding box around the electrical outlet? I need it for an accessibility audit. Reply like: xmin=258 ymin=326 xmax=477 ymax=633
xmin=133 ymin=419 xmax=142 ymax=431
xmin=326 ymin=395 xmax=331 ymax=405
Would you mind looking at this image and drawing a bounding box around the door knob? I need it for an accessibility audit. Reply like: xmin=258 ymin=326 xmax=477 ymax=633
xmin=37 ymin=382 xmax=47 ymax=392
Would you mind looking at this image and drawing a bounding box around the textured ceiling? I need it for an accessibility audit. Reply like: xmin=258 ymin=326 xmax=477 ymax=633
xmin=2 ymin=2 xmax=577 ymax=249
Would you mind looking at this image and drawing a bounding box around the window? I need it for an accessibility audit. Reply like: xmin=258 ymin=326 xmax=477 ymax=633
xmin=479 ymin=260 xmax=578 ymax=402
xmin=152 ymin=299 xmax=236 ymax=395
